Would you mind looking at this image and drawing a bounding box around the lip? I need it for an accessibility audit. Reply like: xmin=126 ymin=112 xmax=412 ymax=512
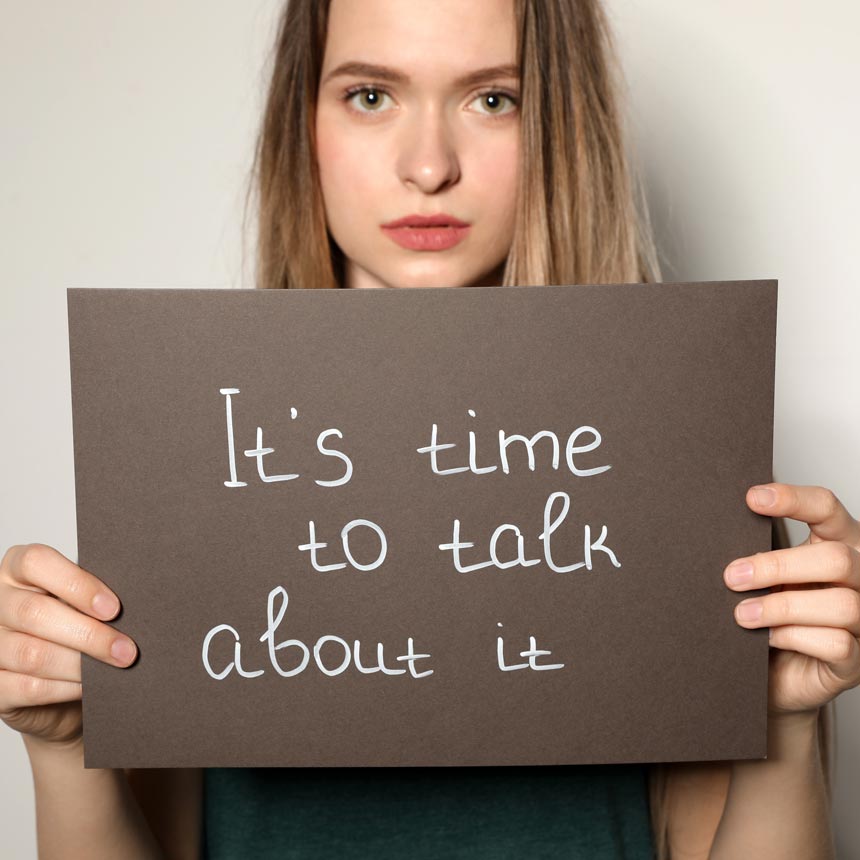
xmin=382 ymin=213 xmax=469 ymax=228
xmin=380 ymin=213 xmax=471 ymax=251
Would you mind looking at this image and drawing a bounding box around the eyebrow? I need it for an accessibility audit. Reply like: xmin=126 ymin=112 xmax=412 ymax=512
xmin=321 ymin=62 xmax=520 ymax=89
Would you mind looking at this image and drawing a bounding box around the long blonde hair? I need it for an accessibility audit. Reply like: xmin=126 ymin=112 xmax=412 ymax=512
xmin=247 ymin=1 xmax=832 ymax=856
xmin=249 ymin=0 xmax=659 ymax=292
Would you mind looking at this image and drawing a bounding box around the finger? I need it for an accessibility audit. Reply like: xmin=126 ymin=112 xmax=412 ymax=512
xmin=724 ymin=540 xmax=860 ymax=592
xmin=746 ymin=484 xmax=860 ymax=546
xmin=0 ymin=586 xmax=137 ymax=669
xmin=768 ymin=625 xmax=860 ymax=683
xmin=0 ymin=628 xmax=81 ymax=683
xmin=1 ymin=544 xmax=121 ymax=621
xmin=0 ymin=670 xmax=82 ymax=714
xmin=735 ymin=586 xmax=860 ymax=636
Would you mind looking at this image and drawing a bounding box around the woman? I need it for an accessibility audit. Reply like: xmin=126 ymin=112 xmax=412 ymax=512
xmin=2 ymin=0 xmax=857 ymax=857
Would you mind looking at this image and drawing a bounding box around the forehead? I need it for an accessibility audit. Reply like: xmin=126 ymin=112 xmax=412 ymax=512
xmin=322 ymin=0 xmax=518 ymax=79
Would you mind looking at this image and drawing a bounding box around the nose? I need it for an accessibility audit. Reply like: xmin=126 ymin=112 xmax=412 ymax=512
xmin=396 ymin=105 xmax=461 ymax=194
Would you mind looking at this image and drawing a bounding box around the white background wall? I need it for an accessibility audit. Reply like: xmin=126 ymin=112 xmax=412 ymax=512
xmin=1 ymin=1 xmax=857 ymax=856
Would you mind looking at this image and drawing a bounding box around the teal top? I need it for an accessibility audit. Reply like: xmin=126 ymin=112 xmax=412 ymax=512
xmin=202 ymin=765 xmax=656 ymax=859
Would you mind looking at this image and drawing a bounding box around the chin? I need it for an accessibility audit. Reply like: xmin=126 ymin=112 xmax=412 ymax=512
xmin=387 ymin=262 xmax=477 ymax=290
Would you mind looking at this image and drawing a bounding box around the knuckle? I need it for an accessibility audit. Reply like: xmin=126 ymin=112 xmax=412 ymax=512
xmin=831 ymin=630 xmax=856 ymax=663
xmin=835 ymin=589 xmax=860 ymax=626
xmin=821 ymin=488 xmax=842 ymax=519
xmin=13 ymin=593 xmax=47 ymax=629
xmin=758 ymin=551 xmax=783 ymax=582
xmin=785 ymin=625 xmax=807 ymax=649
xmin=0 ymin=543 xmax=23 ymax=572
xmin=829 ymin=541 xmax=854 ymax=575
xmin=17 ymin=544 xmax=49 ymax=582
xmin=774 ymin=592 xmax=796 ymax=622
xmin=14 ymin=638 xmax=49 ymax=675
xmin=65 ymin=573 xmax=84 ymax=599
xmin=17 ymin=673 xmax=47 ymax=702
xmin=73 ymin=621 xmax=99 ymax=651
xmin=850 ymin=591 xmax=860 ymax=625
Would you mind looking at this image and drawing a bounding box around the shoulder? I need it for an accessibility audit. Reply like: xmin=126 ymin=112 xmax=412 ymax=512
xmin=124 ymin=767 xmax=203 ymax=860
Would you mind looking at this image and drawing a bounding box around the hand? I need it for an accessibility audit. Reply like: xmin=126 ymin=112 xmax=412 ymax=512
xmin=723 ymin=483 xmax=860 ymax=718
xmin=0 ymin=544 xmax=138 ymax=748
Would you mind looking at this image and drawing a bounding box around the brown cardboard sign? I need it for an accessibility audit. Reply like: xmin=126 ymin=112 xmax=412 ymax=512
xmin=67 ymin=281 xmax=776 ymax=768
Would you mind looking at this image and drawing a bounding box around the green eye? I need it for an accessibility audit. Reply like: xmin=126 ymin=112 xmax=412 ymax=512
xmin=345 ymin=87 xmax=391 ymax=113
xmin=341 ymin=87 xmax=517 ymax=117
xmin=473 ymin=91 xmax=517 ymax=116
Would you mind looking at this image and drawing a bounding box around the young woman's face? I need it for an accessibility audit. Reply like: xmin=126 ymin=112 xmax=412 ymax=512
xmin=315 ymin=0 xmax=519 ymax=289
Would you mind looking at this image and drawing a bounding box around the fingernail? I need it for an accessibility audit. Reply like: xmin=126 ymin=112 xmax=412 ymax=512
xmin=92 ymin=592 xmax=119 ymax=619
xmin=111 ymin=638 xmax=137 ymax=665
xmin=751 ymin=486 xmax=777 ymax=507
xmin=725 ymin=560 xmax=754 ymax=586
xmin=736 ymin=600 xmax=763 ymax=623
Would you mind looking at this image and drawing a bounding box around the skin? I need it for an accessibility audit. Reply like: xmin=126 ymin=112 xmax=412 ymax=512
xmin=314 ymin=0 xmax=519 ymax=290
xmin=0 ymin=1 xmax=858 ymax=857
xmin=729 ymin=484 xmax=860 ymax=718
xmin=3 ymin=490 xmax=857 ymax=744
